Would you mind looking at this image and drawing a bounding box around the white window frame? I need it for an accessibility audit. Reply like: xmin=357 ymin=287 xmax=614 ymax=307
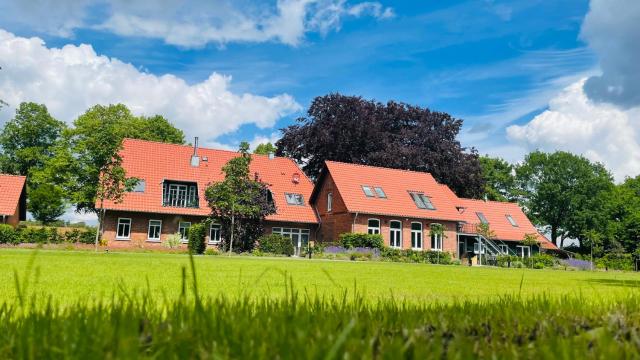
xmin=327 ymin=192 xmax=333 ymax=212
xmin=474 ymin=242 xmax=485 ymax=254
xmin=116 ymin=218 xmax=131 ymax=240
xmin=367 ymin=218 xmax=380 ymax=235
xmin=209 ymin=223 xmax=222 ymax=244
xmin=147 ymin=219 xmax=162 ymax=242
xmin=411 ymin=222 xmax=423 ymax=250
xmin=373 ymin=187 xmax=386 ymax=198
xmin=272 ymin=227 xmax=311 ymax=255
xmin=499 ymin=244 xmax=509 ymax=254
xmin=179 ymin=222 xmax=191 ymax=243
xmin=389 ymin=220 xmax=402 ymax=248
xmin=285 ymin=193 xmax=305 ymax=206
xmin=362 ymin=186 xmax=375 ymax=197
xmin=516 ymin=245 xmax=531 ymax=258
xmin=430 ymin=223 xmax=443 ymax=252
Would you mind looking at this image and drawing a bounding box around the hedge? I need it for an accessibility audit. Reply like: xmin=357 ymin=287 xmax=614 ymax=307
xmin=0 ymin=225 xmax=96 ymax=245
xmin=380 ymin=248 xmax=453 ymax=264
xmin=339 ymin=233 xmax=384 ymax=250
xmin=257 ymin=234 xmax=294 ymax=256
xmin=187 ymin=222 xmax=208 ymax=255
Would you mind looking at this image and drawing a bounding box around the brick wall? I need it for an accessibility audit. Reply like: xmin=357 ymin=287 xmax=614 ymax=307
xmin=4 ymin=204 xmax=20 ymax=227
xmin=314 ymin=173 xmax=356 ymax=242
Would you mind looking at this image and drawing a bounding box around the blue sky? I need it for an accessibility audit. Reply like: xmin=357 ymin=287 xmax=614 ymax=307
xmin=1 ymin=0 xmax=638 ymax=185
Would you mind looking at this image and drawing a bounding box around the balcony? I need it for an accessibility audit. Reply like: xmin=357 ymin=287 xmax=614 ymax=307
xmin=458 ymin=222 xmax=481 ymax=235
xmin=162 ymin=181 xmax=199 ymax=208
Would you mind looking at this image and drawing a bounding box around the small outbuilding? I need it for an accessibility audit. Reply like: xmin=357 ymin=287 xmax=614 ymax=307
xmin=0 ymin=174 xmax=27 ymax=227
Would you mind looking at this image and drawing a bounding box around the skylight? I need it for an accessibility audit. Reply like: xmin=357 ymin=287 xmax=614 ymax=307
xmin=132 ymin=180 xmax=146 ymax=193
xmin=409 ymin=192 xmax=435 ymax=210
xmin=476 ymin=212 xmax=489 ymax=224
xmin=362 ymin=186 xmax=375 ymax=197
xmin=374 ymin=187 xmax=386 ymax=198
xmin=506 ymin=214 xmax=518 ymax=227
xmin=285 ymin=193 xmax=305 ymax=206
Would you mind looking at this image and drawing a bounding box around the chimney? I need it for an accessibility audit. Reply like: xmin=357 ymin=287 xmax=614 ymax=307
xmin=191 ymin=137 xmax=200 ymax=167
xmin=268 ymin=152 xmax=275 ymax=160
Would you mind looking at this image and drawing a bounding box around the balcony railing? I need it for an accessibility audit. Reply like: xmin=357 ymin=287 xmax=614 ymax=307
xmin=458 ymin=222 xmax=481 ymax=235
xmin=162 ymin=196 xmax=199 ymax=208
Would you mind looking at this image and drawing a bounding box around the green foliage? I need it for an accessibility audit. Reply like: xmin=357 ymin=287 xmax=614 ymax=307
xmin=339 ymin=232 xmax=384 ymax=249
xmin=524 ymin=254 xmax=557 ymax=268
xmin=187 ymin=222 xmax=208 ymax=255
xmin=515 ymin=151 xmax=613 ymax=248
xmin=479 ymin=155 xmax=516 ymax=201
xmin=522 ymin=233 xmax=540 ymax=247
xmin=379 ymin=248 xmax=453 ymax=264
xmin=0 ymin=102 xmax=65 ymax=179
xmin=475 ymin=223 xmax=496 ymax=240
xmin=205 ymin=142 xmax=276 ymax=252
xmin=164 ymin=233 xmax=183 ymax=249
xmin=257 ymin=234 xmax=294 ymax=256
xmin=0 ymin=225 xmax=17 ymax=244
xmin=496 ymin=255 xmax=519 ymax=267
xmin=28 ymin=183 xmax=66 ymax=224
xmin=596 ymin=253 xmax=634 ymax=271
xmin=253 ymin=142 xmax=276 ymax=155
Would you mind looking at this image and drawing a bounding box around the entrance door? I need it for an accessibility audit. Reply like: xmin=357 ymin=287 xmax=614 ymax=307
xmin=458 ymin=241 xmax=465 ymax=259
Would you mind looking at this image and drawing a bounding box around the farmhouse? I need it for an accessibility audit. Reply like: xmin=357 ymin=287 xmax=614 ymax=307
xmin=0 ymin=174 xmax=27 ymax=227
xmin=309 ymin=161 xmax=557 ymax=262
xmin=99 ymin=139 xmax=318 ymax=254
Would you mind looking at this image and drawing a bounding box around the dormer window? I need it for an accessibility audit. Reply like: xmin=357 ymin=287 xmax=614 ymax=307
xmin=476 ymin=212 xmax=489 ymax=224
xmin=374 ymin=187 xmax=386 ymax=198
xmin=409 ymin=192 xmax=435 ymax=210
xmin=362 ymin=186 xmax=374 ymax=197
xmin=163 ymin=181 xmax=199 ymax=208
xmin=506 ymin=214 xmax=518 ymax=227
xmin=285 ymin=193 xmax=305 ymax=206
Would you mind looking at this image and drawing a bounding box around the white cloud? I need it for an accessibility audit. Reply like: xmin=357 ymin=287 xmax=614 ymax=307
xmin=507 ymin=79 xmax=640 ymax=181
xmin=0 ymin=29 xmax=301 ymax=146
xmin=0 ymin=0 xmax=393 ymax=48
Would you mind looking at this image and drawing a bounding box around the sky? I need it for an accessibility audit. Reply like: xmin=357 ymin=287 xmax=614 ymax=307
xmin=0 ymin=0 xmax=639 ymax=222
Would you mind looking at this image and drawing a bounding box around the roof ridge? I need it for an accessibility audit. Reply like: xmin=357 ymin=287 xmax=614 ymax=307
xmin=459 ymin=198 xmax=519 ymax=205
xmin=0 ymin=173 xmax=27 ymax=179
xmin=325 ymin=160 xmax=437 ymax=178
xmin=122 ymin=138 xmax=291 ymax=161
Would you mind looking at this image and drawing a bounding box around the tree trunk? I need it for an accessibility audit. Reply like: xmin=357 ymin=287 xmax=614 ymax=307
xmin=228 ymin=213 xmax=235 ymax=255
xmin=94 ymin=200 xmax=104 ymax=252
xmin=551 ymin=226 xmax=559 ymax=248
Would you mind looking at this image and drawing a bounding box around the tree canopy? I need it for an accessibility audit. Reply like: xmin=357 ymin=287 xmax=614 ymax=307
xmin=276 ymin=94 xmax=484 ymax=198
xmin=515 ymin=151 xmax=613 ymax=248
xmin=205 ymin=142 xmax=276 ymax=252
xmin=253 ymin=142 xmax=276 ymax=155
xmin=479 ymin=156 xmax=516 ymax=202
xmin=28 ymin=183 xmax=66 ymax=225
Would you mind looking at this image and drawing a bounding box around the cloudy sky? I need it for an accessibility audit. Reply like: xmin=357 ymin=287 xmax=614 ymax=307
xmin=0 ymin=0 xmax=639 ymax=188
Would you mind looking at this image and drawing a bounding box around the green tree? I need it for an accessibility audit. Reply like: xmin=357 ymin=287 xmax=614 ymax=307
xmin=0 ymin=102 xmax=66 ymax=178
xmin=205 ymin=142 xmax=276 ymax=253
xmin=253 ymin=142 xmax=277 ymax=155
xmin=515 ymin=151 xmax=613 ymax=248
xmin=479 ymin=156 xmax=516 ymax=201
xmin=129 ymin=115 xmax=185 ymax=144
xmin=28 ymin=183 xmax=66 ymax=225
xmin=596 ymin=176 xmax=640 ymax=254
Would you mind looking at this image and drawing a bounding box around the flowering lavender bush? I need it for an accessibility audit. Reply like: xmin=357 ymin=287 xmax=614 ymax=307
xmin=561 ymin=258 xmax=593 ymax=271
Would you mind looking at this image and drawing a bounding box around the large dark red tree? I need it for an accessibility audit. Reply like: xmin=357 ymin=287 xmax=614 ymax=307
xmin=275 ymin=94 xmax=484 ymax=198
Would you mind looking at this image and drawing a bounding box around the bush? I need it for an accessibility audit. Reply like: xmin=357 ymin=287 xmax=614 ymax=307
xmin=78 ymin=228 xmax=96 ymax=244
xmin=497 ymin=255 xmax=519 ymax=267
xmin=164 ymin=233 xmax=183 ymax=249
xmin=257 ymin=234 xmax=294 ymax=256
xmin=205 ymin=248 xmax=220 ymax=256
xmin=524 ymin=254 xmax=557 ymax=268
xmin=339 ymin=233 xmax=384 ymax=250
xmin=533 ymin=262 xmax=545 ymax=269
xmin=187 ymin=223 xmax=208 ymax=255
xmin=597 ymin=253 xmax=634 ymax=271
xmin=379 ymin=248 xmax=454 ymax=264
xmin=0 ymin=224 xmax=17 ymax=244
xmin=512 ymin=261 xmax=524 ymax=268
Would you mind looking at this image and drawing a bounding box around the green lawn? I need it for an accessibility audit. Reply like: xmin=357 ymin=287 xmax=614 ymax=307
xmin=2 ymin=248 xmax=639 ymax=305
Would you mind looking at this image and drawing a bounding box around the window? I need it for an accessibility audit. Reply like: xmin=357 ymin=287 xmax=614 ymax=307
xmin=506 ymin=214 xmax=518 ymax=227
xmin=285 ymin=193 xmax=305 ymax=206
xmin=163 ymin=182 xmax=199 ymax=208
xmin=516 ymin=245 xmax=531 ymax=258
xmin=374 ymin=187 xmax=386 ymax=198
xmin=411 ymin=222 xmax=423 ymax=250
xmin=473 ymin=242 xmax=485 ymax=254
xmin=367 ymin=219 xmax=380 ymax=234
xmin=430 ymin=224 xmax=442 ymax=251
xmin=132 ymin=180 xmax=146 ymax=193
xmin=179 ymin=222 xmax=191 ymax=242
xmin=116 ymin=218 xmax=131 ymax=240
xmin=209 ymin=223 xmax=221 ymax=244
xmin=389 ymin=220 xmax=402 ymax=248
xmin=409 ymin=192 xmax=435 ymax=210
xmin=147 ymin=220 xmax=162 ymax=241
xmin=499 ymin=244 xmax=509 ymax=254
xmin=362 ymin=186 xmax=374 ymax=197
xmin=273 ymin=227 xmax=310 ymax=256
xmin=327 ymin=192 xmax=333 ymax=212
xmin=476 ymin=212 xmax=489 ymax=224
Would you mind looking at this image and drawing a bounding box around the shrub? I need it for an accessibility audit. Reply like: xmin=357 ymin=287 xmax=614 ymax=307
xmin=424 ymin=250 xmax=452 ymax=265
xmin=0 ymin=224 xmax=17 ymax=244
xmin=512 ymin=261 xmax=524 ymax=268
xmin=164 ymin=233 xmax=183 ymax=249
xmin=533 ymin=262 xmax=545 ymax=269
xmin=597 ymin=253 xmax=634 ymax=271
xmin=64 ymin=229 xmax=81 ymax=243
xmin=524 ymin=254 xmax=556 ymax=268
xmin=78 ymin=228 xmax=97 ymax=244
xmin=205 ymin=248 xmax=220 ymax=256
xmin=339 ymin=233 xmax=384 ymax=250
xmin=187 ymin=223 xmax=208 ymax=254
xmin=497 ymin=255 xmax=519 ymax=267
xmin=257 ymin=234 xmax=294 ymax=256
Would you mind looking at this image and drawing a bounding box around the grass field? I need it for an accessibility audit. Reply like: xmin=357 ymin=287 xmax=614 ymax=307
xmin=1 ymin=248 xmax=640 ymax=305
xmin=3 ymin=248 xmax=640 ymax=358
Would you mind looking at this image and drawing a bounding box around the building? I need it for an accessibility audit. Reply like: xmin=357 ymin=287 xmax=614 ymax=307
xmin=310 ymin=161 xmax=557 ymax=260
xmin=0 ymin=174 xmax=27 ymax=227
xmin=100 ymin=139 xmax=318 ymax=253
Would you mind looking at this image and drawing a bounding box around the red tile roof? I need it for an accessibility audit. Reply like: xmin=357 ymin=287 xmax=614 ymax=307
xmin=318 ymin=161 xmax=465 ymax=222
xmin=0 ymin=174 xmax=26 ymax=216
xmin=457 ymin=198 xmax=557 ymax=249
xmin=101 ymin=139 xmax=318 ymax=224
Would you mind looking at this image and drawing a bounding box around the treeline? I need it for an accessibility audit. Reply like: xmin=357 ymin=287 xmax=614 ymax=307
xmin=1 ymin=95 xmax=639 ymax=258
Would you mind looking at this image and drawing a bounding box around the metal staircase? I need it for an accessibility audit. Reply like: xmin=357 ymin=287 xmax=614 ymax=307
xmin=476 ymin=235 xmax=518 ymax=266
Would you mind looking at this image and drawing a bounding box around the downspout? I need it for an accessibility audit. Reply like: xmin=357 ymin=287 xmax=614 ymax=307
xmin=352 ymin=212 xmax=359 ymax=233
xmin=312 ymin=205 xmax=322 ymax=259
